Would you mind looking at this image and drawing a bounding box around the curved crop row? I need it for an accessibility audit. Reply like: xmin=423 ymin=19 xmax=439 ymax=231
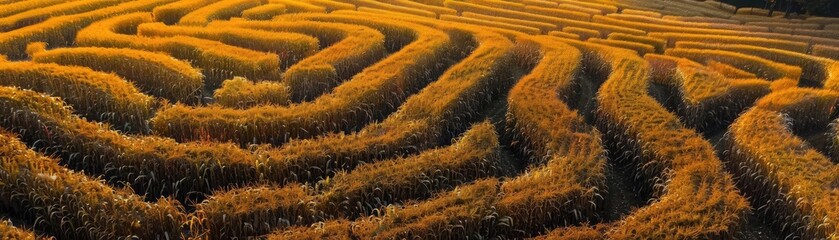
xmin=705 ymin=60 xmax=759 ymax=79
xmin=0 ymin=86 xmax=264 ymax=203
xmin=180 ymin=14 xmax=517 ymax=238
xmin=4 ymin=1 xmax=837 ymax=239
xmin=178 ymin=0 xmax=263 ymax=26
xmin=0 ymin=0 xmax=75 ymax=18
xmin=137 ymin=22 xmax=320 ymax=70
xmin=249 ymin=11 xmax=514 ymax=184
xmin=269 ymin=0 xmax=328 ymax=13
xmin=0 ymin=60 xmax=155 ymax=132
xmin=463 ymin=0 xmax=525 ymax=11
xmin=29 ymin=46 xmax=204 ymax=104
xmin=547 ymin=30 xmax=580 ymax=40
xmin=151 ymin=14 xmax=454 ymax=146
xmin=513 ymin=0 xmax=557 ymax=8
xmin=0 ymin=0 xmax=179 ymax=59
xmin=206 ymin=20 xmax=387 ymax=102
xmin=673 ymin=41 xmax=839 ymax=88
xmin=444 ymin=0 xmax=644 ymax=37
xmin=559 ymin=27 xmax=599 ymax=40
xmin=193 ymin=121 xmax=501 ymax=239
xmin=553 ymin=0 xmax=617 ymax=14
xmin=0 ymin=12 xmax=501 ymax=206
xmin=213 ymin=77 xmax=290 ymax=108
xmin=814 ymin=44 xmax=839 ymax=60
xmin=443 ymin=1 xmax=558 ymax=26
xmin=665 ymin=48 xmax=802 ymax=84
xmin=379 ymin=0 xmax=456 ymax=17
xmin=379 ymin=10 xmax=520 ymax=39
xmin=461 ymin=12 xmax=556 ymax=33
xmin=499 ymin=36 xmax=606 ymax=236
xmin=440 ymin=15 xmax=541 ymax=35
xmin=75 ymin=13 xmax=280 ymax=86
xmin=648 ymin=32 xmax=809 ymax=53
xmin=587 ymin=38 xmax=654 ymax=55
xmin=773 ymin=27 xmax=839 ymax=39
xmin=601 ymin=14 xmax=764 ymax=33
xmin=556 ymin=3 xmax=602 ymax=16
xmin=720 ymin=89 xmax=839 ymax=239
xmin=645 ymin=54 xmax=770 ymax=131
xmin=336 ymin=0 xmax=435 ymax=18
xmin=0 ymin=0 xmax=122 ymax=32
xmin=151 ymin=0 xmax=216 ymax=24
xmin=320 ymin=121 xmax=501 ymax=217
xmin=662 ymin=15 xmax=740 ymax=25
xmin=261 ymin=33 xmax=601 ymax=240
xmin=737 ymin=32 xmax=839 ymax=51
xmin=607 ymin=32 xmax=665 ymax=53
xmin=575 ymin=40 xmax=749 ymax=238
xmin=298 ymin=0 xmax=355 ymax=12
xmin=524 ymin=5 xmax=591 ymax=21
xmin=545 ymin=17 xmax=646 ymax=37
xmin=621 ymin=9 xmax=661 ymax=18
xmin=267 ymin=179 xmax=501 ymax=239
xmin=0 ymin=122 xmax=185 ymax=239
xmin=241 ymin=3 xmax=287 ymax=20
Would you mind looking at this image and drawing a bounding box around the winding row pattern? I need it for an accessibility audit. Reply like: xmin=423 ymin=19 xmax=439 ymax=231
xmin=0 ymin=0 xmax=838 ymax=239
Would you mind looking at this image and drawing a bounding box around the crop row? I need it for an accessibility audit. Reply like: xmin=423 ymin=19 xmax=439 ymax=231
xmin=260 ymin=34 xmax=604 ymax=239
xmin=207 ymin=20 xmax=386 ymax=102
xmin=0 ymin=60 xmax=156 ymax=132
xmin=188 ymin=16 xmax=520 ymax=238
xmin=564 ymin=39 xmax=749 ymax=238
xmin=75 ymin=13 xmax=280 ymax=86
xmin=151 ymin=14 xmax=455 ymax=145
xmin=644 ymin=54 xmax=770 ymax=130
xmin=721 ymin=89 xmax=839 ymax=238
xmin=0 ymin=111 xmax=184 ymax=239
xmin=0 ymin=0 xmax=180 ymax=59
xmin=28 ymin=45 xmax=205 ymax=104
xmin=194 ymin=122 xmax=502 ymax=239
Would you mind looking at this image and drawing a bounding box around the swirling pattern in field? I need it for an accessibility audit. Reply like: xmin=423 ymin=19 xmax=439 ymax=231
xmin=0 ymin=0 xmax=838 ymax=239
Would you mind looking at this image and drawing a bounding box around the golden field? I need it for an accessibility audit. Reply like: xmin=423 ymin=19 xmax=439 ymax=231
xmin=0 ymin=0 xmax=838 ymax=239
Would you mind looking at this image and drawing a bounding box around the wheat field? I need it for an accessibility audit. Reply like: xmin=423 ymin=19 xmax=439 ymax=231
xmin=0 ymin=0 xmax=838 ymax=239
